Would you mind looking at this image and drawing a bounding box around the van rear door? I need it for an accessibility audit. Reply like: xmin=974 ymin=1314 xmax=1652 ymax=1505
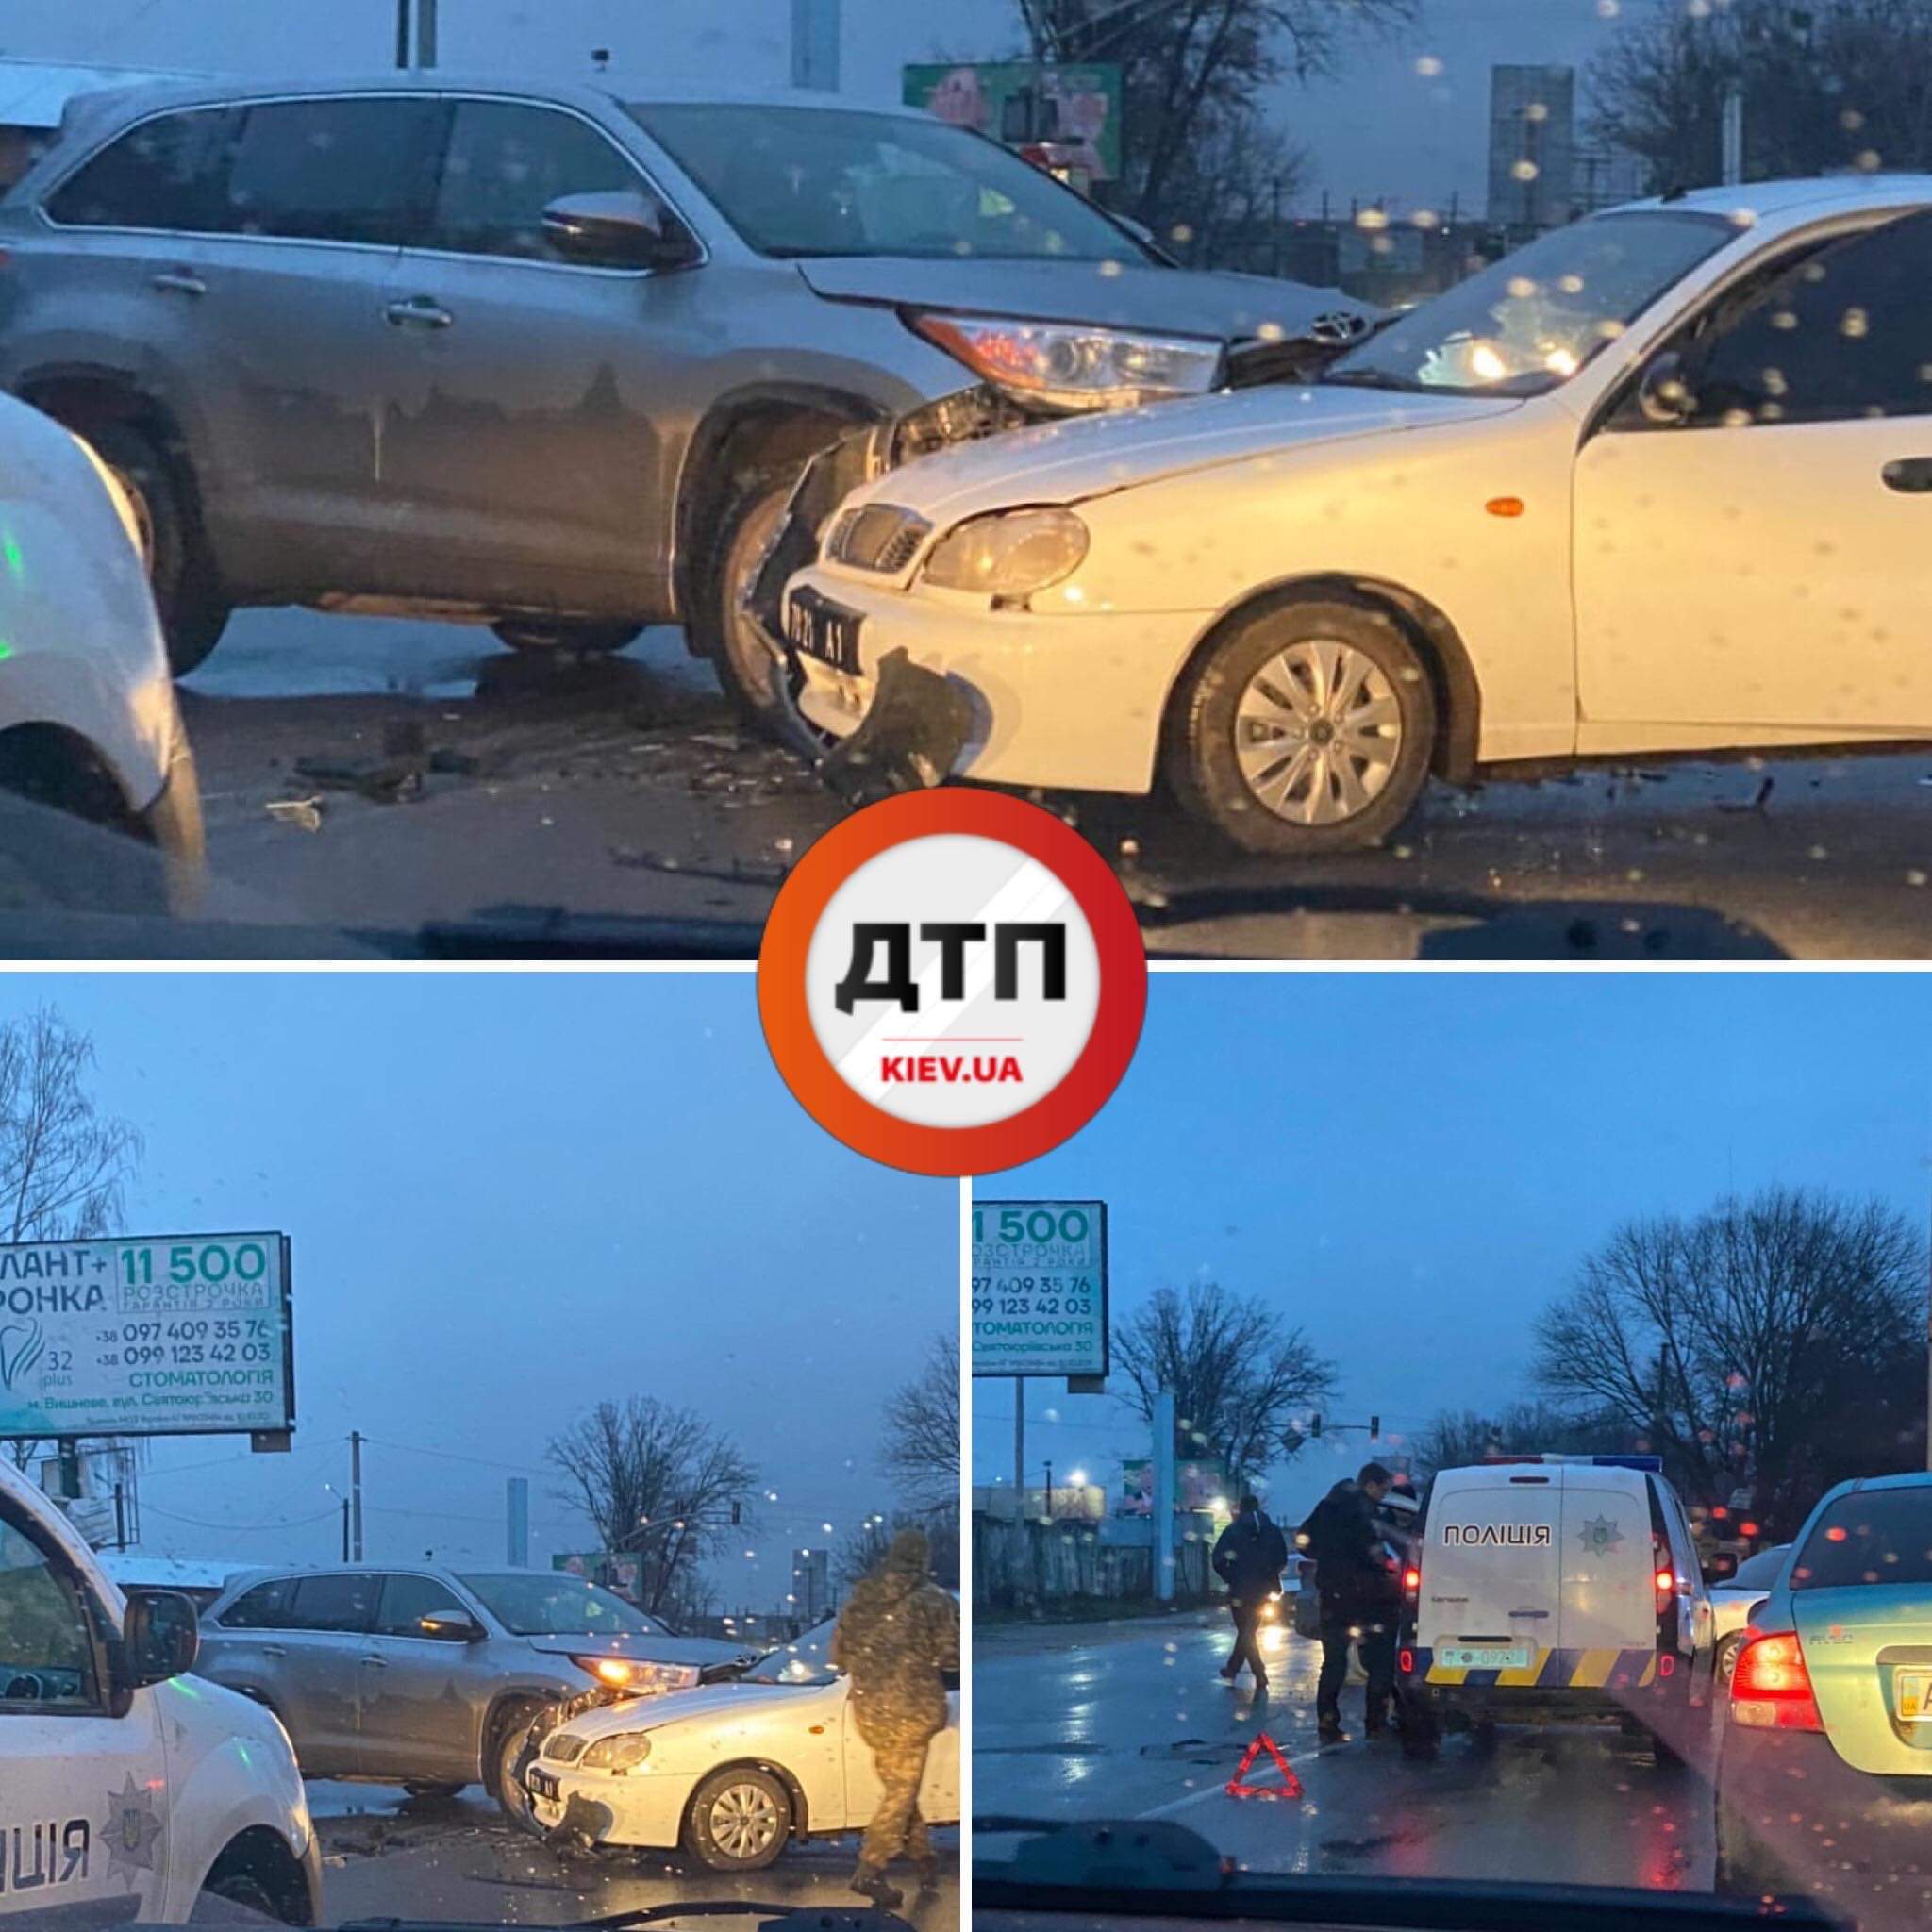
xmin=1421 ymin=1471 xmax=1561 ymax=1679
xmin=1557 ymin=1469 xmax=1655 ymax=1681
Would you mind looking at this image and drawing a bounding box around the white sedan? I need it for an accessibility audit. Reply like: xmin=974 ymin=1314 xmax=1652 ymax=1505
xmin=777 ymin=175 xmax=1932 ymax=853
xmin=523 ymin=1615 xmax=958 ymax=1873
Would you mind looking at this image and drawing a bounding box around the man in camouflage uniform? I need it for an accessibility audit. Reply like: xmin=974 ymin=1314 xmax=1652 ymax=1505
xmin=830 ymin=1525 xmax=959 ymax=1907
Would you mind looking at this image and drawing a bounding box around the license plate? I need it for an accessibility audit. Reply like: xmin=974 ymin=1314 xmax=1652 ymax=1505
xmin=526 ymin=1766 xmax=559 ymax=1800
xmin=1438 ymin=1643 xmax=1534 ymax=1672
xmin=785 ymin=585 xmax=865 ymax=675
xmin=1897 ymin=1668 xmax=1932 ymax=1721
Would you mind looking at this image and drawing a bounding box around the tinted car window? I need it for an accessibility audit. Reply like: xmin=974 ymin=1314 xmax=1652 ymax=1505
xmin=218 ymin=1575 xmax=293 ymax=1628
xmin=374 ymin=1572 xmax=466 ymax=1636
xmin=1691 ymin=209 xmax=1932 ymax=424
xmin=216 ymin=96 xmax=443 ymax=246
xmin=44 ymin=106 xmax=237 ymax=231
xmin=1791 ymin=1488 xmax=1932 ymax=1589
xmin=1730 ymin=1544 xmax=1790 ymax=1590
xmin=0 ymin=1515 xmax=98 ymax=1710
xmin=289 ymin=1572 xmax=378 ymax=1632
xmin=429 ymin=99 xmax=641 ymax=260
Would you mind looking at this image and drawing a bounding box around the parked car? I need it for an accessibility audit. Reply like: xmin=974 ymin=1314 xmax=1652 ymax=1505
xmin=0 ymin=1457 xmax=320 ymax=1924
xmin=0 ymin=74 xmax=1372 ymax=729
xmin=1707 ymin=1541 xmax=1788 ymax=1684
xmin=98 ymin=1551 xmax=252 ymax=1610
xmin=773 ymin=175 xmax=1932 ymax=850
xmin=525 ymin=1607 xmax=960 ymax=1873
xmin=193 ymin=1562 xmax=756 ymax=1820
xmin=1717 ymin=1474 xmax=1932 ymax=1911
xmin=0 ymin=389 xmax=201 ymax=907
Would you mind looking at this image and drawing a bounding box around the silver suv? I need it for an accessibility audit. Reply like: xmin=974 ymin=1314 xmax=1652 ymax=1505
xmin=193 ymin=1563 xmax=753 ymax=1819
xmin=0 ymin=75 xmax=1369 ymax=727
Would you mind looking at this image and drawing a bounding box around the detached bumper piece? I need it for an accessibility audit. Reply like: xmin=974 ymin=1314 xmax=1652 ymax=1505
xmin=543 ymin=1790 xmax=618 ymax=1852
xmin=818 ymin=648 xmax=973 ymax=808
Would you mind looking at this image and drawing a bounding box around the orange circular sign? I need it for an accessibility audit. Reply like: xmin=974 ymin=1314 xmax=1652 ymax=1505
xmin=758 ymin=791 xmax=1146 ymax=1176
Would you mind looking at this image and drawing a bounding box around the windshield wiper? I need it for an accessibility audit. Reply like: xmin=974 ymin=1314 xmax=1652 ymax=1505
xmin=1318 ymin=367 xmax=1427 ymax=392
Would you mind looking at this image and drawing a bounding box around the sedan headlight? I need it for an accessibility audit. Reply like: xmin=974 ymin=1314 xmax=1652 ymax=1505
xmin=573 ymin=1655 xmax=698 ymax=1694
xmin=579 ymin=1730 xmax=654 ymax=1772
xmin=912 ymin=312 xmax=1223 ymax=411
xmin=923 ymin=508 xmax=1089 ymax=598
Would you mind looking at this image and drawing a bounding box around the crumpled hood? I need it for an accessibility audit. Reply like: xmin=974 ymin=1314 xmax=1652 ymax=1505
xmin=525 ymin=1630 xmax=753 ymax=1668
xmin=794 ymin=256 xmax=1375 ymax=344
xmin=859 ymin=383 xmax=1524 ymax=526
xmin=557 ymin=1675 xmax=818 ymax=1740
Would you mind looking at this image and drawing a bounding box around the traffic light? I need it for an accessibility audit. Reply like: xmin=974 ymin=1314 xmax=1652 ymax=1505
xmin=1309 ymin=1413 xmax=1323 ymax=1438
xmin=1371 ymin=1415 xmax=1381 ymax=1438
xmin=730 ymin=1500 xmax=741 ymax=1526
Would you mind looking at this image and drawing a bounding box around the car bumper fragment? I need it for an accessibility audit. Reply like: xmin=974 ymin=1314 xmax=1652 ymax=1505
xmin=816 ymin=647 xmax=974 ymax=806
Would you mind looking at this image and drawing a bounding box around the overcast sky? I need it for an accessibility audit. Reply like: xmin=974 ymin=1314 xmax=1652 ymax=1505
xmin=974 ymin=973 xmax=1932 ymax=1528
xmin=9 ymin=974 xmax=952 ymax=1614
xmin=4 ymin=0 xmax=1644 ymax=211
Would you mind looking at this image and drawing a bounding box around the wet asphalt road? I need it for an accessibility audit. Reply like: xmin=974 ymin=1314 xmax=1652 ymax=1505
xmin=303 ymin=1781 xmax=959 ymax=1926
xmin=175 ymin=607 xmax=1932 ymax=958
xmin=974 ymin=1608 xmax=1715 ymax=1893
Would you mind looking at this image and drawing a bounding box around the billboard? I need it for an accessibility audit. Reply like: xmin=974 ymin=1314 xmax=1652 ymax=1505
xmin=971 ymin=1200 xmax=1107 ymax=1378
xmin=1121 ymin=1457 xmax=1228 ymax=1516
xmin=904 ymin=61 xmax=1123 ymax=181
xmin=0 ymin=1233 xmax=292 ymax=1440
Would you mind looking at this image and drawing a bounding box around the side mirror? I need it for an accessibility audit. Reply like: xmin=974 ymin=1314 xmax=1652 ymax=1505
xmin=417 ymin=1610 xmax=487 ymax=1643
xmin=1636 ymin=350 xmax=1695 ymax=425
xmin=1702 ymin=1551 xmax=1739 ymax=1585
xmin=541 ymin=191 xmax=699 ymax=271
xmin=121 ymin=1589 xmax=199 ymax=1690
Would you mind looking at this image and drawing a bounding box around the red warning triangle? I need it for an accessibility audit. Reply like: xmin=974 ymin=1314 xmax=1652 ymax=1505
xmin=1225 ymin=1730 xmax=1304 ymax=1800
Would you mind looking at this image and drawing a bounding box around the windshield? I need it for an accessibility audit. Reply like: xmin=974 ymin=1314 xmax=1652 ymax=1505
xmin=1324 ymin=210 xmax=1735 ymax=394
xmin=741 ymin=1617 xmax=841 ymax=1686
xmin=1730 ymin=1543 xmax=1790 ymax=1590
xmin=629 ymin=103 xmax=1150 ymax=262
xmin=1791 ymin=1490 xmax=1932 ymax=1590
xmin=458 ymin=1573 xmax=667 ymax=1637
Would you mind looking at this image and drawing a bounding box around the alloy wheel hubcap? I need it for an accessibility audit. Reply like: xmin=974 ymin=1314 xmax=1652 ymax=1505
xmin=712 ymin=1782 xmax=780 ymax=1858
xmin=1234 ymin=637 xmax=1402 ymax=825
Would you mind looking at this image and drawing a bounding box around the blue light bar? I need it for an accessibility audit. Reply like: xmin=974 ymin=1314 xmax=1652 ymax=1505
xmin=1589 ymin=1454 xmax=1663 ymax=1472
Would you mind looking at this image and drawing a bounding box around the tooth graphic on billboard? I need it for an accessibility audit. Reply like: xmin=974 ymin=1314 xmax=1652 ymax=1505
xmin=0 ymin=1317 xmax=42 ymax=1390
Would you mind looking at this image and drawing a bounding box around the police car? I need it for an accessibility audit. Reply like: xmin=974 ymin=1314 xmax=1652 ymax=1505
xmin=1397 ymin=1456 xmax=1717 ymax=1760
xmin=0 ymin=1457 xmax=321 ymax=1923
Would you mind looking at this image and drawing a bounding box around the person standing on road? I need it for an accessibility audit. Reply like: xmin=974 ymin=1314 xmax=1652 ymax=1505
xmin=1298 ymin=1461 xmax=1400 ymax=1743
xmin=1212 ymin=1493 xmax=1289 ymax=1690
xmin=830 ymin=1525 xmax=960 ymax=1908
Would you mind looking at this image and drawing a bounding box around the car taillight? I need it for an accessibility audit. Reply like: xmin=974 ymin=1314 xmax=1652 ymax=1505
xmin=1403 ymin=1564 xmax=1421 ymax=1603
xmin=1398 ymin=1646 xmax=1415 ymax=1674
xmin=1730 ymin=1629 xmax=1823 ymax=1731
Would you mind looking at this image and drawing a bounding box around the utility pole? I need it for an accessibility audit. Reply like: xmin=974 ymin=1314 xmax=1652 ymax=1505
xmin=1153 ymin=1390 xmax=1176 ymax=1602
xmin=394 ymin=0 xmax=410 ymax=69
xmin=1044 ymin=1458 xmax=1054 ymax=1521
xmin=350 ymin=1431 xmax=364 ymax=1561
xmin=1013 ymin=1374 xmax=1025 ymax=1507
xmin=395 ymin=0 xmax=436 ymax=70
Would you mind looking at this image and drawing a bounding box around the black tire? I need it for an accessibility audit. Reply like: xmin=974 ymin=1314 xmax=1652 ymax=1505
xmin=1715 ymin=1631 xmax=1745 ymax=1689
xmin=490 ymin=618 xmax=642 ymax=656
xmin=691 ymin=466 xmax=796 ymax=738
xmin=402 ymin=1781 xmax=466 ymax=1800
xmin=682 ymin=1764 xmax=792 ymax=1873
xmin=192 ymin=1873 xmax=285 ymax=1924
xmin=489 ymin=1704 xmax=545 ymax=1828
xmin=1168 ymin=595 xmax=1436 ymax=855
xmin=83 ymin=421 xmax=230 ymax=676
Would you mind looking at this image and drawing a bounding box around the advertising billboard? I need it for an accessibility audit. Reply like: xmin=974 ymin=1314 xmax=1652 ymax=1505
xmin=972 ymin=1200 xmax=1107 ymax=1377
xmin=0 ymin=1233 xmax=293 ymax=1440
xmin=904 ymin=61 xmax=1124 ymax=181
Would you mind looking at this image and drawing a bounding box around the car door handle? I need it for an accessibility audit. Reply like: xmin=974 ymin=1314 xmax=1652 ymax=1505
xmin=261 ymin=1644 xmax=287 ymax=1658
xmin=151 ymin=270 xmax=207 ymax=296
xmin=362 ymin=1655 xmax=389 ymax=1668
xmin=1882 ymin=458 xmax=1932 ymax=493
xmin=383 ymin=296 xmax=453 ymax=329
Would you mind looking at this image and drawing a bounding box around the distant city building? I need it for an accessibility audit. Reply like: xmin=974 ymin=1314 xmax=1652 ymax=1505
xmin=792 ymin=1546 xmax=830 ymax=1623
xmin=1488 ymin=64 xmax=1577 ymax=230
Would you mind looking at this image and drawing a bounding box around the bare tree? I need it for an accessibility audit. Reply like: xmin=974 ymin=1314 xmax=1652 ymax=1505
xmin=836 ymin=1504 xmax=961 ymax=1593
xmin=880 ymin=1332 xmax=958 ymax=1508
xmin=547 ymin=1397 xmax=757 ymax=1620
xmin=1413 ymin=1399 xmax=1626 ymax=1478
xmin=1113 ymin=1283 xmax=1337 ymax=1489
xmin=1535 ymin=1187 xmax=1926 ymax=1535
xmin=0 ymin=1008 xmax=142 ymax=1471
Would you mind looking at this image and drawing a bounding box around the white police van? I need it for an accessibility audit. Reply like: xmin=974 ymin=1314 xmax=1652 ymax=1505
xmin=1397 ymin=1456 xmax=1717 ymax=1760
xmin=0 ymin=1456 xmax=321 ymax=1923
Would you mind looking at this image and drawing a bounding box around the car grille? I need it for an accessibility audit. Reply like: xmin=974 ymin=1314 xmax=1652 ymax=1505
xmin=542 ymin=1731 xmax=588 ymax=1764
xmin=826 ymin=504 xmax=930 ymax=575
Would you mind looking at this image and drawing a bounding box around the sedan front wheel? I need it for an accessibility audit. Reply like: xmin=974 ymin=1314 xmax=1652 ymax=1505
xmin=1170 ymin=596 xmax=1437 ymax=855
xmin=683 ymin=1764 xmax=792 ymax=1872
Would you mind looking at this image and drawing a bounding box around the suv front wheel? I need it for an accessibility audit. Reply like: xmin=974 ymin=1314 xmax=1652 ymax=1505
xmin=694 ymin=468 xmax=794 ymax=737
xmin=84 ymin=422 xmax=231 ymax=677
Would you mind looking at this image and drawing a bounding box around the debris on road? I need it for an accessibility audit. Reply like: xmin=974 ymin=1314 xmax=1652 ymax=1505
xmin=608 ymin=847 xmax=790 ymax=888
xmin=266 ymin=795 xmax=325 ymax=832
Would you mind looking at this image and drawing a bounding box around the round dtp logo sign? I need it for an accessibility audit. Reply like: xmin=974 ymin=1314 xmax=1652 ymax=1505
xmin=758 ymin=791 xmax=1146 ymax=1175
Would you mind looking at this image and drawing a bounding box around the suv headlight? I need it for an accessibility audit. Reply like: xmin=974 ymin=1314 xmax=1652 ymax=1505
xmin=911 ymin=313 xmax=1223 ymax=411
xmin=923 ymin=508 xmax=1089 ymax=598
xmin=573 ymin=1656 xmax=697 ymax=1693
xmin=579 ymin=1731 xmax=654 ymax=1772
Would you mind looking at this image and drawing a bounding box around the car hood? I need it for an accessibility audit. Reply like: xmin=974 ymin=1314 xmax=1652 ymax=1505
xmin=558 ymin=1675 xmax=831 ymax=1738
xmin=793 ymin=256 xmax=1375 ymax=345
xmin=524 ymin=1631 xmax=754 ymax=1668
xmin=862 ymin=383 xmax=1524 ymax=525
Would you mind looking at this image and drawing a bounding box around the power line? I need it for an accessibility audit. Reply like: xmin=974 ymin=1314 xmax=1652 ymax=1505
xmin=144 ymin=1502 xmax=341 ymax=1534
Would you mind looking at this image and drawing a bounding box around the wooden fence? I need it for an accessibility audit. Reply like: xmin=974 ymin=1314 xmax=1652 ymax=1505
xmin=973 ymin=1513 xmax=1213 ymax=1611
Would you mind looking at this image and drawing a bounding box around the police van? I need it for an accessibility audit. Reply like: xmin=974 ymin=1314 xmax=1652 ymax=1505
xmin=1397 ymin=1456 xmax=1716 ymax=1760
xmin=0 ymin=1457 xmax=321 ymax=1923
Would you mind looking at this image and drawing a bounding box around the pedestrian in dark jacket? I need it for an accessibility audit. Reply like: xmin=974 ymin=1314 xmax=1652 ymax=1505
xmin=1298 ymin=1461 xmax=1399 ymax=1742
xmin=1211 ymin=1494 xmax=1288 ymax=1690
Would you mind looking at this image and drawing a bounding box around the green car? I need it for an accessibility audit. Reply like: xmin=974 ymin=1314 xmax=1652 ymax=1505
xmin=1718 ymin=1472 xmax=1932 ymax=1912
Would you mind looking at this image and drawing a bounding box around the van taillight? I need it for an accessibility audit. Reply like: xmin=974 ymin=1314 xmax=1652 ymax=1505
xmin=1398 ymin=1647 xmax=1414 ymax=1675
xmin=1730 ymin=1630 xmax=1822 ymax=1732
xmin=1402 ymin=1564 xmax=1421 ymax=1601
